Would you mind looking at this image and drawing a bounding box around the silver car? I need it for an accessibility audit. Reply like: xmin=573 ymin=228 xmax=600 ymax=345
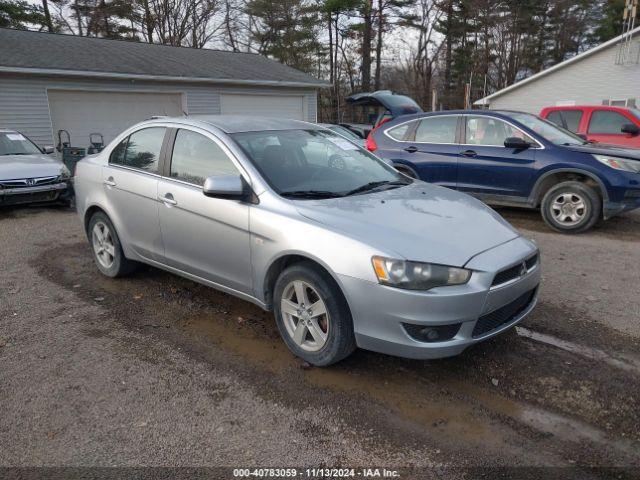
xmin=0 ymin=130 xmax=71 ymax=206
xmin=75 ymin=116 xmax=540 ymax=366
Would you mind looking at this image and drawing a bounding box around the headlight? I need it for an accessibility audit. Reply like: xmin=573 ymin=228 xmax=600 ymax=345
xmin=60 ymin=165 xmax=71 ymax=179
xmin=593 ymin=154 xmax=640 ymax=173
xmin=371 ymin=256 xmax=471 ymax=290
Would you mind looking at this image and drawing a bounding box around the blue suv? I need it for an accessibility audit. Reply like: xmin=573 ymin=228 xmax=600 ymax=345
xmin=367 ymin=110 xmax=640 ymax=233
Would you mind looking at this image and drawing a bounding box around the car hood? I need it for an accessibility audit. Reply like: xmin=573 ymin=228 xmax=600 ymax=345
xmin=295 ymin=183 xmax=520 ymax=267
xmin=0 ymin=154 xmax=65 ymax=179
xmin=563 ymin=143 xmax=640 ymax=161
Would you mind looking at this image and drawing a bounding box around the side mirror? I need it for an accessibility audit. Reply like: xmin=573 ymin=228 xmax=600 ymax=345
xmin=504 ymin=137 xmax=531 ymax=149
xmin=42 ymin=145 xmax=55 ymax=154
xmin=203 ymin=174 xmax=248 ymax=201
xmin=621 ymin=123 xmax=640 ymax=136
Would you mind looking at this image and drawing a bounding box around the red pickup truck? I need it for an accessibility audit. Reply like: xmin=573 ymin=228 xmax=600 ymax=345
xmin=540 ymin=105 xmax=640 ymax=148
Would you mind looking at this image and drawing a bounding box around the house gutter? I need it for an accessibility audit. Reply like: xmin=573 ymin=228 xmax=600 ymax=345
xmin=0 ymin=66 xmax=330 ymax=89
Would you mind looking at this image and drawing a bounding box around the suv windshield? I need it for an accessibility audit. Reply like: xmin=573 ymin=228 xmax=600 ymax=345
xmin=0 ymin=132 xmax=42 ymax=156
xmin=503 ymin=112 xmax=587 ymax=146
xmin=232 ymin=129 xmax=409 ymax=198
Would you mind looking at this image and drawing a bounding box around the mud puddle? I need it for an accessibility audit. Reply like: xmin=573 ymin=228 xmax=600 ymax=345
xmin=35 ymin=243 xmax=640 ymax=469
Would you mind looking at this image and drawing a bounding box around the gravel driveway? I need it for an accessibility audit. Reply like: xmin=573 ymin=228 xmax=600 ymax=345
xmin=1 ymin=205 xmax=639 ymax=478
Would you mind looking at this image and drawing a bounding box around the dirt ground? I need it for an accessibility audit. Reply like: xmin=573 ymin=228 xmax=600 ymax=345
xmin=1 ymin=204 xmax=639 ymax=479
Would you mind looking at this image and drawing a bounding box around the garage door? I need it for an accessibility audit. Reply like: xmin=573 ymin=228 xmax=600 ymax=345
xmin=48 ymin=90 xmax=183 ymax=150
xmin=220 ymin=94 xmax=305 ymax=120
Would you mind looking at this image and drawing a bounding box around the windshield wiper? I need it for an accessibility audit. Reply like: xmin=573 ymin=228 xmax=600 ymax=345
xmin=344 ymin=180 xmax=409 ymax=196
xmin=280 ymin=190 xmax=344 ymax=199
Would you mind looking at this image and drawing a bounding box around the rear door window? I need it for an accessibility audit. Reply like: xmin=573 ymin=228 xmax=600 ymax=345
xmin=170 ymin=129 xmax=238 ymax=186
xmin=588 ymin=111 xmax=629 ymax=134
xmin=413 ymin=116 xmax=458 ymax=143
xmin=110 ymin=127 xmax=165 ymax=173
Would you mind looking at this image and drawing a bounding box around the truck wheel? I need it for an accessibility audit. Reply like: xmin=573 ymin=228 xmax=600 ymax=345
xmin=274 ymin=262 xmax=356 ymax=366
xmin=88 ymin=212 xmax=138 ymax=277
xmin=541 ymin=181 xmax=601 ymax=233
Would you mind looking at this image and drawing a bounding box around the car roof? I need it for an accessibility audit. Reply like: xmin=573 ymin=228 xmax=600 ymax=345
xmin=181 ymin=115 xmax=322 ymax=134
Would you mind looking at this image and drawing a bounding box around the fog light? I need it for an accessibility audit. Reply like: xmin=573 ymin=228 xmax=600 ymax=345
xmin=403 ymin=323 xmax=461 ymax=343
xmin=421 ymin=328 xmax=440 ymax=341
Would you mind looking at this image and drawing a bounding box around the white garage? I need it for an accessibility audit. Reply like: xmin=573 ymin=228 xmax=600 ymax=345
xmin=48 ymin=90 xmax=184 ymax=148
xmin=0 ymin=28 xmax=324 ymax=150
xmin=221 ymin=93 xmax=305 ymax=120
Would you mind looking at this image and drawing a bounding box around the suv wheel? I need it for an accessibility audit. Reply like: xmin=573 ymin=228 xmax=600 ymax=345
xmin=273 ymin=262 xmax=356 ymax=366
xmin=540 ymin=181 xmax=601 ymax=233
xmin=88 ymin=212 xmax=137 ymax=277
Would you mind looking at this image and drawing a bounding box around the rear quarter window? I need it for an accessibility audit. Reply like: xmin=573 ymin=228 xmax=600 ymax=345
xmin=385 ymin=123 xmax=411 ymax=141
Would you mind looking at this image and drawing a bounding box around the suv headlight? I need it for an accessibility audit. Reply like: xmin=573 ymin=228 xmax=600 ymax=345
xmin=593 ymin=154 xmax=640 ymax=173
xmin=372 ymin=256 xmax=471 ymax=290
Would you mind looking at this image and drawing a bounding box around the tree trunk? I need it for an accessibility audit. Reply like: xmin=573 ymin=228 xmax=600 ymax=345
xmin=41 ymin=0 xmax=53 ymax=32
xmin=361 ymin=0 xmax=373 ymax=91
xmin=374 ymin=0 xmax=383 ymax=90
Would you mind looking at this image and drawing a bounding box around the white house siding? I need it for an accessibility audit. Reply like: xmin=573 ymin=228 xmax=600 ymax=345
xmin=0 ymin=73 xmax=318 ymax=148
xmin=484 ymin=39 xmax=640 ymax=114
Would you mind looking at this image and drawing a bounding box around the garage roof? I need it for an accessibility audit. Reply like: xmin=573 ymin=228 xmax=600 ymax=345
xmin=0 ymin=28 xmax=327 ymax=88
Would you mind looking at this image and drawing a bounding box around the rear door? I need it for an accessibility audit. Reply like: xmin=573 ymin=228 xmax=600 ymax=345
xmin=456 ymin=115 xmax=537 ymax=199
xmin=157 ymin=126 xmax=252 ymax=294
xmin=102 ymin=126 xmax=168 ymax=260
xmin=396 ymin=115 xmax=461 ymax=188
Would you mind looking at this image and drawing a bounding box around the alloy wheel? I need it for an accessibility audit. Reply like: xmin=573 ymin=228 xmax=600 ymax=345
xmin=280 ymin=280 xmax=329 ymax=352
xmin=92 ymin=221 xmax=116 ymax=269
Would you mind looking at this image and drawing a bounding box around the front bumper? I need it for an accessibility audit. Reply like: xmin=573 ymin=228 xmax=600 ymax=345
xmin=0 ymin=181 xmax=69 ymax=206
xmin=339 ymin=236 xmax=540 ymax=360
xmin=603 ymin=195 xmax=640 ymax=219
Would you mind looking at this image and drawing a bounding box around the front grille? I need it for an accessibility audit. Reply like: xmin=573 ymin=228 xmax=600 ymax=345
xmin=491 ymin=254 xmax=538 ymax=287
xmin=0 ymin=176 xmax=60 ymax=189
xmin=472 ymin=288 xmax=536 ymax=338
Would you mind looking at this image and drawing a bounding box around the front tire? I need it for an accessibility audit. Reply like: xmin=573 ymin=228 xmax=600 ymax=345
xmin=88 ymin=212 xmax=137 ymax=277
xmin=273 ymin=262 xmax=356 ymax=366
xmin=540 ymin=181 xmax=601 ymax=233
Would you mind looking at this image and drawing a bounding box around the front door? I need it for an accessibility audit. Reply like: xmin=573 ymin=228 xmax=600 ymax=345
xmin=456 ymin=115 xmax=537 ymax=199
xmin=157 ymin=127 xmax=252 ymax=295
xmin=102 ymin=126 xmax=166 ymax=260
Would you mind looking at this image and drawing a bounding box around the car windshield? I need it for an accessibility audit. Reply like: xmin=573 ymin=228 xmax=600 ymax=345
xmin=503 ymin=112 xmax=587 ymax=146
xmin=0 ymin=132 xmax=42 ymax=156
xmin=231 ymin=129 xmax=409 ymax=198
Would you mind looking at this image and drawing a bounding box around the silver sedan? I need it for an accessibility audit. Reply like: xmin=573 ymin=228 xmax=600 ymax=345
xmin=74 ymin=116 xmax=540 ymax=366
xmin=0 ymin=130 xmax=71 ymax=206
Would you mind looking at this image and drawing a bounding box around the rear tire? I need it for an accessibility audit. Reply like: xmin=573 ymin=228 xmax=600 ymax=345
xmin=273 ymin=262 xmax=356 ymax=366
xmin=88 ymin=212 xmax=137 ymax=277
xmin=540 ymin=181 xmax=601 ymax=233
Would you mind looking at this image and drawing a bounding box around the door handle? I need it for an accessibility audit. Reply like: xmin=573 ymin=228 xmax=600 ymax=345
xmin=159 ymin=193 xmax=177 ymax=206
xmin=103 ymin=177 xmax=116 ymax=187
xmin=404 ymin=146 xmax=418 ymax=153
xmin=461 ymin=150 xmax=477 ymax=157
